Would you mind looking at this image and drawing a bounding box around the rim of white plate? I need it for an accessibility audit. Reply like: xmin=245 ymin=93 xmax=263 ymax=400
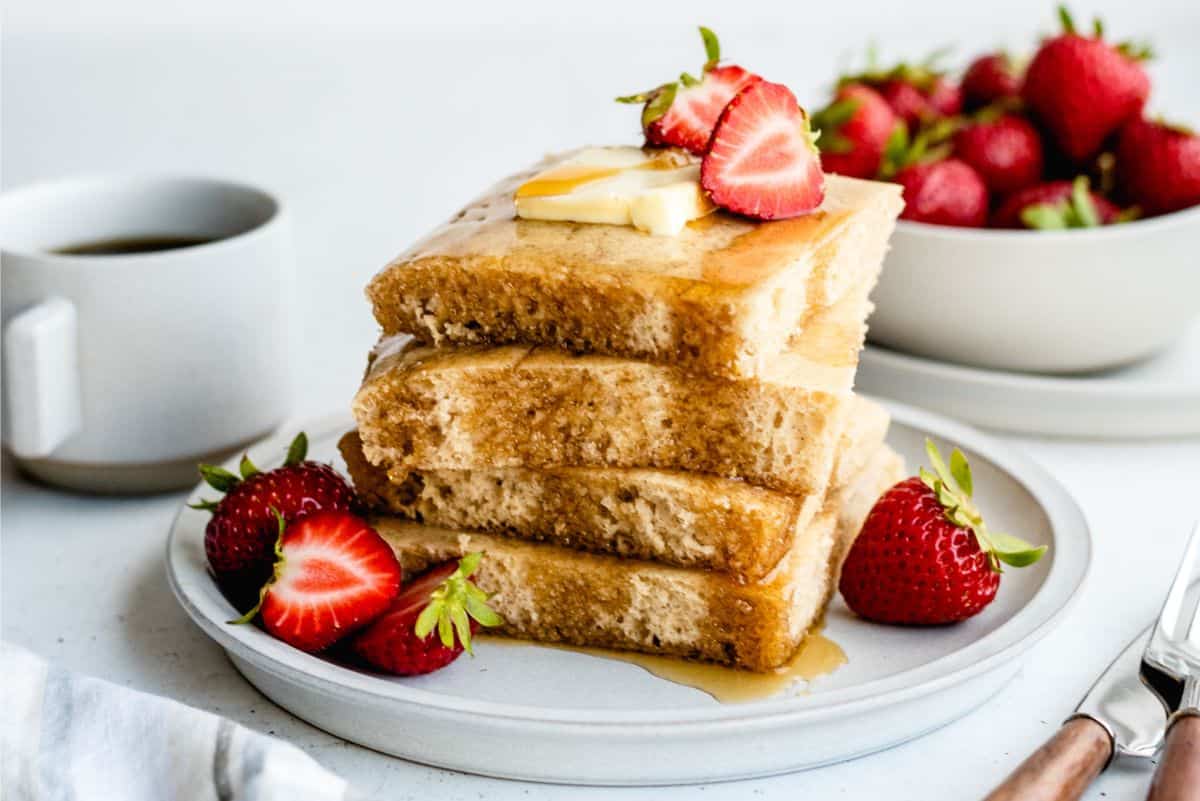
xmin=862 ymin=344 xmax=1200 ymax=399
xmin=166 ymin=401 xmax=1090 ymax=732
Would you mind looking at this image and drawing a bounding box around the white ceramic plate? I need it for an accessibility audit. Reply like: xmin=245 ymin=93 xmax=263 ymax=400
xmin=166 ymin=403 xmax=1090 ymax=785
xmin=858 ymin=322 xmax=1200 ymax=439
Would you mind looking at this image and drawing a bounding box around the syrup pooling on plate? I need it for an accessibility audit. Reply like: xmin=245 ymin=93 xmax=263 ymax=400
xmin=479 ymin=631 xmax=847 ymax=703
xmin=609 ymin=631 xmax=847 ymax=703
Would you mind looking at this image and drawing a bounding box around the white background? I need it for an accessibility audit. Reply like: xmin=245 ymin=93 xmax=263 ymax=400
xmin=4 ymin=1 xmax=1200 ymax=799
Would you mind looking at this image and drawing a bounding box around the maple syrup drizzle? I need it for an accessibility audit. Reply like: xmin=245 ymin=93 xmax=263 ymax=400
xmin=514 ymin=152 xmax=695 ymax=199
xmin=479 ymin=631 xmax=846 ymax=704
xmin=514 ymin=165 xmax=625 ymax=198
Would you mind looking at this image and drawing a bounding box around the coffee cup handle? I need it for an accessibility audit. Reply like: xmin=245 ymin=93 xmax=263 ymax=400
xmin=2 ymin=297 xmax=83 ymax=458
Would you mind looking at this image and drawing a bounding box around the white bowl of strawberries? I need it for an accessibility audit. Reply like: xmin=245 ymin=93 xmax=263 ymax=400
xmin=811 ymin=7 xmax=1200 ymax=373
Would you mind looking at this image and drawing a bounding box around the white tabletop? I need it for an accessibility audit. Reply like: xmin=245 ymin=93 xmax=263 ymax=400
xmin=4 ymin=4 xmax=1200 ymax=798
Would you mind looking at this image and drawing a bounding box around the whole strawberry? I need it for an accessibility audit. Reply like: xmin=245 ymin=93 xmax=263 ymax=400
xmin=991 ymin=176 xmax=1121 ymax=228
xmin=194 ymin=432 xmax=356 ymax=607
xmin=813 ymin=83 xmax=902 ymax=179
xmin=839 ymin=440 xmax=1046 ymax=625
xmin=895 ymin=158 xmax=989 ymax=227
xmin=616 ymin=27 xmax=761 ymax=156
xmin=1021 ymin=6 xmax=1151 ymax=163
xmin=351 ymin=553 xmax=502 ymax=676
xmin=842 ymin=56 xmax=961 ymax=132
xmin=879 ymin=80 xmax=932 ymax=131
xmin=925 ymin=77 xmax=964 ymax=118
xmin=961 ymin=53 xmax=1022 ymax=110
xmin=234 ymin=510 xmax=402 ymax=652
xmin=1115 ymin=117 xmax=1200 ymax=216
xmin=953 ymin=114 xmax=1044 ymax=195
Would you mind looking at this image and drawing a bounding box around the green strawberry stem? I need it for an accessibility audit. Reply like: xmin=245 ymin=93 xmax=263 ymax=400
xmin=878 ymin=119 xmax=956 ymax=179
xmin=191 ymin=432 xmax=309 ymax=512
xmin=1058 ymin=4 xmax=1153 ymax=60
xmin=641 ymin=85 xmax=677 ymax=127
xmin=1071 ymin=176 xmax=1101 ymax=227
xmin=615 ymin=26 xmax=723 ymax=121
xmin=919 ymin=439 xmax=1047 ymax=573
xmin=1114 ymin=206 xmax=1142 ymax=223
xmin=198 ymin=464 xmax=240 ymax=493
xmin=228 ymin=509 xmax=288 ymax=625
xmin=414 ymin=552 xmax=503 ymax=654
xmin=699 ymin=26 xmax=720 ymax=69
xmin=239 ymin=454 xmax=260 ymax=480
xmin=1058 ymin=5 xmax=1078 ymax=35
xmin=811 ymin=98 xmax=861 ymax=154
xmin=837 ymin=47 xmax=949 ymax=93
xmin=1020 ymin=176 xmax=1105 ymax=230
xmin=284 ymin=432 xmax=308 ymax=466
xmin=187 ymin=498 xmax=220 ymax=512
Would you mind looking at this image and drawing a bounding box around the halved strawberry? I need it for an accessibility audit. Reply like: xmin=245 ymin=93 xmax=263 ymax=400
xmin=194 ymin=432 xmax=357 ymax=609
xmin=351 ymin=554 xmax=502 ymax=676
xmin=700 ymin=81 xmax=825 ymax=220
xmin=234 ymin=510 xmax=402 ymax=653
xmin=617 ymin=27 xmax=761 ymax=155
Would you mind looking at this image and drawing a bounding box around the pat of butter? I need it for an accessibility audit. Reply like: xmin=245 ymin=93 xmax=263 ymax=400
xmin=515 ymin=147 xmax=715 ymax=236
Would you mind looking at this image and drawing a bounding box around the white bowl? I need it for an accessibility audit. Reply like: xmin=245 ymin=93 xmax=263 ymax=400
xmin=869 ymin=206 xmax=1200 ymax=373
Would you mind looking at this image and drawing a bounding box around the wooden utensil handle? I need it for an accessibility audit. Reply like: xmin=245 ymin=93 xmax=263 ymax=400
xmin=1146 ymin=713 xmax=1200 ymax=801
xmin=983 ymin=716 xmax=1112 ymax=801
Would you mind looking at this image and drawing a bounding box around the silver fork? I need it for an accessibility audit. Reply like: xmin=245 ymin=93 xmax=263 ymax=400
xmin=1140 ymin=521 xmax=1200 ymax=801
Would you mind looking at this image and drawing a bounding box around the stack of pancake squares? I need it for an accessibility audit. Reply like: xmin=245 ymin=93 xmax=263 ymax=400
xmin=340 ymin=152 xmax=905 ymax=671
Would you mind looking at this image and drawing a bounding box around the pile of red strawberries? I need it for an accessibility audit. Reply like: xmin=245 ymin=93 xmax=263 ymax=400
xmin=811 ymin=6 xmax=1200 ymax=228
xmin=195 ymin=433 xmax=501 ymax=677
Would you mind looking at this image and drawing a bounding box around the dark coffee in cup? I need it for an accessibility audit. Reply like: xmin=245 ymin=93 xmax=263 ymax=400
xmin=53 ymin=235 xmax=216 ymax=256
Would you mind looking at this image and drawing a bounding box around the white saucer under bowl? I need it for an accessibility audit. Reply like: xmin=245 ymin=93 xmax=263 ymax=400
xmin=166 ymin=404 xmax=1090 ymax=785
xmin=859 ymin=322 xmax=1200 ymax=439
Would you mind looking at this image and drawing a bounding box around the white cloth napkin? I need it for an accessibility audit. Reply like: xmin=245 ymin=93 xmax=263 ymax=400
xmin=1 ymin=643 xmax=362 ymax=801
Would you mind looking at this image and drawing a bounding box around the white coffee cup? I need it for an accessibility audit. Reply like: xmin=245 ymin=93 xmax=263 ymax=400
xmin=1 ymin=176 xmax=293 ymax=493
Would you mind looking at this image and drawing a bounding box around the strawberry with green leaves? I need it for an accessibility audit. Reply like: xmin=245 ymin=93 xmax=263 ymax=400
xmin=879 ymin=122 xmax=988 ymax=228
xmin=617 ymin=27 xmax=761 ymax=156
xmin=351 ymin=554 xmax=502 ymax=676
xmin=840 ymin=51 xmax=962 ymax=132
xmin=812 ymin=83 xmax=902 ymax=179
xmin=839 ymin=440 xmax=1046 ymax=625
xmin=991 ymin=176 xmax=1123 ymax=229
xmin=1021 ymin=5 xmax=1151 ymax=163
xmin=195 ymin=433 xmax=357 ymax=608
xmin=961 ymin=53 xmax=1023 ymax=110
